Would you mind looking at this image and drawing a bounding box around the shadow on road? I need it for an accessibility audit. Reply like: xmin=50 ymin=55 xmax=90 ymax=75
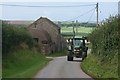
xmin=72 ymin=60 xmax=83 ymax=62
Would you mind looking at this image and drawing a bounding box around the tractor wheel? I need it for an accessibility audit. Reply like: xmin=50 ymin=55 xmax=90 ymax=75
xmin=82 ymin=52 xmax=86 ymax=61
xmin=67 ymin=51 xmax=73 ymax=61
xmin=67 ymin=55 xmax=73 ymax=61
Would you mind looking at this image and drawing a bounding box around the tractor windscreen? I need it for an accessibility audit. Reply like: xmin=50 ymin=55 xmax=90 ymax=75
xmin=73 ymin=39 xmax=83 ymax=48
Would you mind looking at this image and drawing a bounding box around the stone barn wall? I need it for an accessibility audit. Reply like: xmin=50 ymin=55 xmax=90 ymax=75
xmin=28 ymin=17 xmax=66 ymax=54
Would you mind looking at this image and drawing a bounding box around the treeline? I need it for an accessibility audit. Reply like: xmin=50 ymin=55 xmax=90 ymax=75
xmin=59 ymin=22 xmax=96 ymax=27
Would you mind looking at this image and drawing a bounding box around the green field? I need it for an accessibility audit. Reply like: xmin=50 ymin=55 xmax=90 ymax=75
xmin=61 ymin=27 xmax=93 ymax=33
xmin=61 ymin=27 xmax=94 ymax=37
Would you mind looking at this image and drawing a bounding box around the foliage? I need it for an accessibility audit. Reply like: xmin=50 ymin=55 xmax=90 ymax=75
xmin=2 ymin=22 xmax=51 ymax=78
xmin=90 ymin=15 xmax=119 ymax=62
xmin=2 ymin=22 xmax=34 ymax=54
xmin=81 ymin=53 xmax=118 ymax=78
xmin=81 ymin=15 xmax=119 ymax=78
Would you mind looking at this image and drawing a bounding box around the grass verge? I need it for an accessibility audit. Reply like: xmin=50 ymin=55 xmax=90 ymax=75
xmin=2 ymin=49 xmax=51 ymax=78
xmin=81 ymin=53 xmax=118 ymax=79
xmin=0 ymin=58 xmax=1 ymax=79
xmin=47 ymin=50 xmax=67 ymax=57
xmin=86 ymin=43 xmax=92 ymax=49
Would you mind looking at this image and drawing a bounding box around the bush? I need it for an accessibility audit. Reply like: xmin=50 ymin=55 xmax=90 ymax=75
xmin=81 ymin=15 xmax=119 ymax=78
xmin=90 ymin=15 xmax=119 ymax=61
xmin=2 ymin=22 xmax=34 ymax=54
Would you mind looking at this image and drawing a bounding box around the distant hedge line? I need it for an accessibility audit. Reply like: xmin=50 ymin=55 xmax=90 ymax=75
xmin=89 ymin=15 xmax=119 ymax=61
xmin=2 ymin=22 xmax=34 ymax=54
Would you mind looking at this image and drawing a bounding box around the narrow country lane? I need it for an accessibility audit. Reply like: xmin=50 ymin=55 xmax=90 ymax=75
xmin=34 ymin=49 xmax=93 ymax=79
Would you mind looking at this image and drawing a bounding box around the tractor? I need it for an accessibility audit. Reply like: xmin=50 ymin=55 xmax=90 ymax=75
xmin=67 ymin=37 xmax=88 ymax=61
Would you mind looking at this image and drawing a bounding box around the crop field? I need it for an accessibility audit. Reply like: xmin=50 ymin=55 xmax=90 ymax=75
xmin=61 ymin=27 xmax=94 ymax=37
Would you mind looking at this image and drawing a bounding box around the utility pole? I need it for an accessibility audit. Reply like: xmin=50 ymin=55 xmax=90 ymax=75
xmin=96 ymin=2 xmax=99 ymax=27
xmin=76 ymin=20 xmax=78 ymax=34
xmin=72 ymin=21 xmax=75 ymax=38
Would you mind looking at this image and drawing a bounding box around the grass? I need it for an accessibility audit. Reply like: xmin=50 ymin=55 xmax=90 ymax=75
xmin=81 ymin=53 xmax=119 ymax=79
xmin=0 ymin=55 xmax=1 ymax=79
xmin=47 ymin=50 xmax=67 ymax=57
xmin=0 ymin=71 xmax=1 ymax=79
xmin=2 ymin=49 xmax=51 ymax=78
xmin=86 ymin=43 xmax=92 ymax=49
xmin=61 ymin=27 xmax=94 ymax=37
xmin=61 ymin=27 xmax=94 ymax=33
xmin=61 ymin=32 xmax=89 ymax=37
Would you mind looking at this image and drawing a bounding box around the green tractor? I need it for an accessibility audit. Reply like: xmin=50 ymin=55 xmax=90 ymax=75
xmin=67 ymin=37 xmax=88 ymax=61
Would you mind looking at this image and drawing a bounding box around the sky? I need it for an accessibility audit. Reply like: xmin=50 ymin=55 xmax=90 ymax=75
xmin=0 ymin=1 xmax=119 ymax=22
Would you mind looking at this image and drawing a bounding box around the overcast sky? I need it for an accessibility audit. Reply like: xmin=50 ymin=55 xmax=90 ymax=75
xmin=0 ymin=1 xmax=119 ymax=22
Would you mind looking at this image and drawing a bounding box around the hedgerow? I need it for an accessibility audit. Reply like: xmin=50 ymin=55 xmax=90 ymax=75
xmin=89 ymin=15 xmax=119 ymax=63
xmin=81 ymin=15 xmax=119 ymax=78
xmin=2 ymin=22 xmax=34 ymax=54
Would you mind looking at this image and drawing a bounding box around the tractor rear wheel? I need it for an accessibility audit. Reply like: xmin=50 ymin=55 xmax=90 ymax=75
xmin=67 ymin=55 xmax=73 ymax=61
xmin=67 ymin=51 xmax=73 ymax=61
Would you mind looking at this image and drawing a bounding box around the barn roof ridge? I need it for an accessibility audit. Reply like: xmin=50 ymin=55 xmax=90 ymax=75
xmin=40 ymin=17 xmax=60 ymax=29
xmin=28 ymin=17 xmax=60 ymax=29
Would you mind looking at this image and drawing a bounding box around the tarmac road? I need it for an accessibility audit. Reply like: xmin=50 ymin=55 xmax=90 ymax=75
xmin=34 ymin=49 xmax=93 ymax=79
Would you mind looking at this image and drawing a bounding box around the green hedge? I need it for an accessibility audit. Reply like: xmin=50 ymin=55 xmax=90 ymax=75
xmin=81 ymin=15 xmax=119 ymax=78
xmin=90 ymin=15 xmax=119 ymax=62
xmin=2 ymin=22 xmax=34 ymax=54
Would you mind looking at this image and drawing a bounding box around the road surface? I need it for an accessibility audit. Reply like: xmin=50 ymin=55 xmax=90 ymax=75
xmin=34 ymin=49 xmax=93 ymax=79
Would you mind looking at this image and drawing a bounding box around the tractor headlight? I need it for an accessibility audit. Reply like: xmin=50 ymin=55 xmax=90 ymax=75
xmin=74 ymin=49 xmax=77 ymax=51
xmin=70 ymin=39 xmax=72 ymax=42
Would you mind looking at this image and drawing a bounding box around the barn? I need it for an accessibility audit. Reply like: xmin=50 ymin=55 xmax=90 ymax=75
xmin=28 ymin=17 xmax=66 ymax=54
